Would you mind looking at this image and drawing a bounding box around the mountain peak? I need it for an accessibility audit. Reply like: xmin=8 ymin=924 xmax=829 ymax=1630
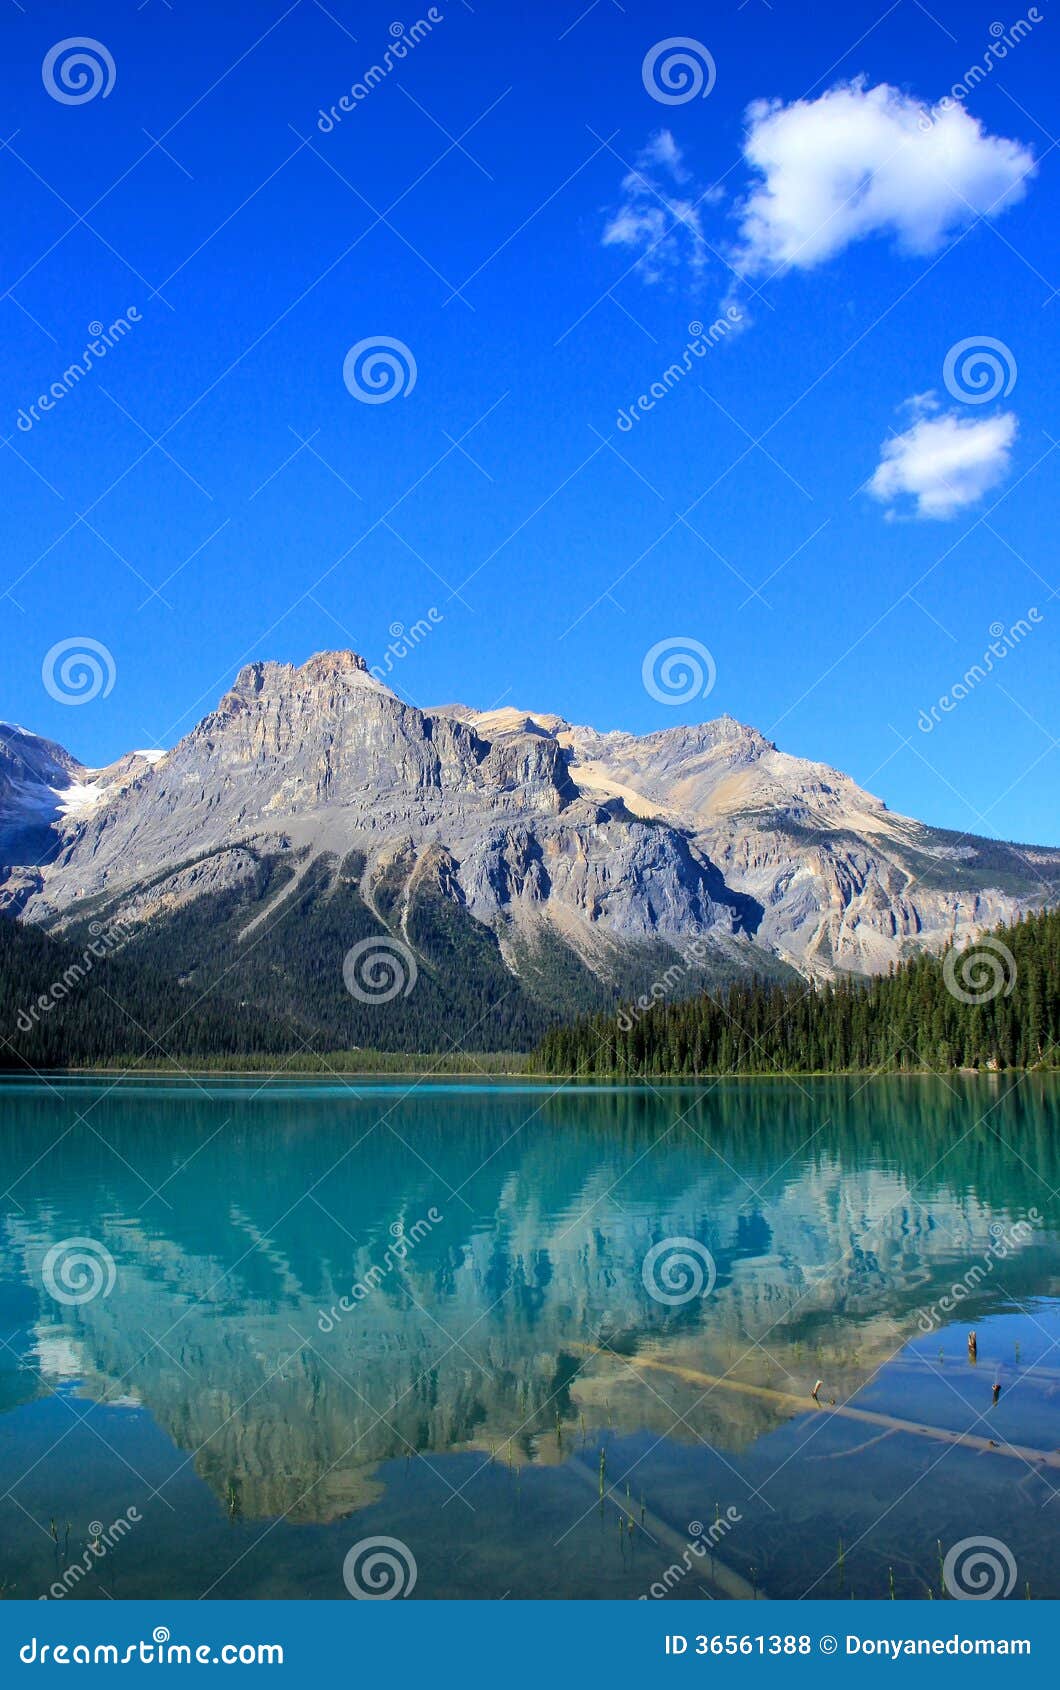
xmin=298 ymin=648 xmax=370 ymax=681
xmin=221 ymin=649 xmax=384 ymax=711
xmin=5 ymin=655 xmax=1054 ymax=990
xmin=232 ymin=649 xmax=370 ymax=687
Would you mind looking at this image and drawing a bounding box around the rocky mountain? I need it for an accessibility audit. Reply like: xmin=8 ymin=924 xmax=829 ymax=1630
xmin=0 ymin=722 xmax=162 ymax=892
xmin=1 ymin=651 xmax=1057 ymax=1053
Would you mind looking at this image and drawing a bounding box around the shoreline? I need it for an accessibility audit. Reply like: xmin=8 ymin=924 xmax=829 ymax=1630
xmin=1 ymin=1063 xmax=1054 ymax=1083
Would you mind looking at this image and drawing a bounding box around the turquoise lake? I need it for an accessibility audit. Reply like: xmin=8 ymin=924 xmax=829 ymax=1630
xmin=0 ymin=1074 xmax=1057 ymax=1601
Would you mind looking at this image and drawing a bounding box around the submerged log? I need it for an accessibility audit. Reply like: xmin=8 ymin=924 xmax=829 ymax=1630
xmin=572 ymin=1345 xmax=1060 ymax=1470
xmin=565 ymin=1452 xmax=762 ymax=1600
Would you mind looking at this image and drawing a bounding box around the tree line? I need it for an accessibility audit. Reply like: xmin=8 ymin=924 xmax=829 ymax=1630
xmin=533 ymin=909 xmax=1060 ymax=1077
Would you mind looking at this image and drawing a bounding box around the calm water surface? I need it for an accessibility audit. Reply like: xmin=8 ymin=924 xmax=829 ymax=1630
xmin=1 ymin=1075 xmax=1058 ymax=1601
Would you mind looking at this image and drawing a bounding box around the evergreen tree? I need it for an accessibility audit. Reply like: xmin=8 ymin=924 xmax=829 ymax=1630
xmin=534 ymin=910 xmax=1060 ymax=1078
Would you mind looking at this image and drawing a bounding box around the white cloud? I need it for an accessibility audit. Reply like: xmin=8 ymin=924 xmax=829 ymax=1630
xmin=734 ymin=79 xmax=1035 ymax=275
xmin=867 ymin=400 xmax=1017 ymax=519
xmin=603 ymin=83 xmax=1035 ymax=291
xmin=601 ymin=130 xmax=718 ymax=284
xmin=638 ymin=130 xmax=685 ymax=174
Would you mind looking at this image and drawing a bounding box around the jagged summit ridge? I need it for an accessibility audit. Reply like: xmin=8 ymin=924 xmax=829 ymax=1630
xmin=1 ymin=650 xmax=1054 ymax=992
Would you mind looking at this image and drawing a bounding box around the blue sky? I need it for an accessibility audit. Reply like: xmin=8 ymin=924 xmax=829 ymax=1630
xmin=2 ymin=0 xmax=1057 ymax=844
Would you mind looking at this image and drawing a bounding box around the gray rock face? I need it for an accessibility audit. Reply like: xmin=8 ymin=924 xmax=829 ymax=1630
xmin=3 ymin=651 xmax=1056 ymax=984
xmin=552 ymin=714 xmax=1051 ymax=975
xmin=0 ymin=723 xmax=160 ymax=894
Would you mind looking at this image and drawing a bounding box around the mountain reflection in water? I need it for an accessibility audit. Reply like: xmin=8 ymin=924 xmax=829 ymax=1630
xmin=1 ymin=1075 xmax=1058 ymax=1600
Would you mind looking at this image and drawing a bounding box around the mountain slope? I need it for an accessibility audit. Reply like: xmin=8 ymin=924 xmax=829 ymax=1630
xmin=0 ymin=722 xmax=161 ymax=897
xmin=0 ymin=650 xmax=1056 ymax=1056
xmin=534 ymin=906 xmax=1060 ymax=1077
xmin=453 ymin=703 xmax=1060 ymax=977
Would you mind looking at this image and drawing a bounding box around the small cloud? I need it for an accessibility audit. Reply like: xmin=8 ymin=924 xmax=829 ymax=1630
xmin=637 ymin=129 xmax=686 ymax=176
xmin=733 ymin=79 xmax=1035 ymax=275
xmin=601 ymin=130 xmax=719 ymax=284
xmin=867 ymin=404 xmax=1017 ymax=520
xmin=900 ymin=390 xmax=941 ymax=420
